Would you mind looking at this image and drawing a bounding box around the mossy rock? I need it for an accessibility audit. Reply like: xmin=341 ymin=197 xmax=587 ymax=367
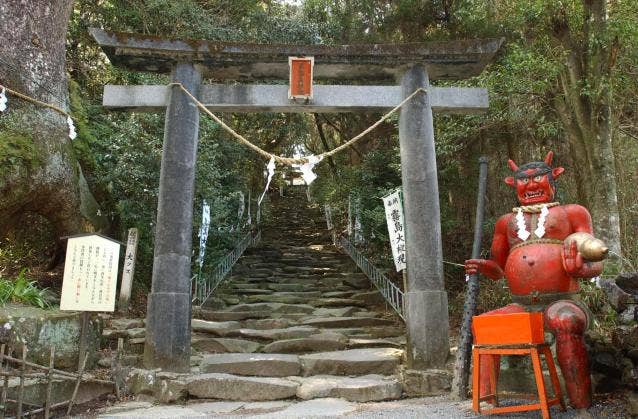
xmin=0 ymin=304 xmax=102 ymax=370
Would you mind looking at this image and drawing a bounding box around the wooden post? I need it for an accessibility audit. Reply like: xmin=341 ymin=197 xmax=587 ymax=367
xmin=118 ymin=228 xmax=139 ymax=314
xmin=0 ymin=344 xmax=5 ymax=419
xmin=44 ymin=347 xmax=55 ymax=419
xmin=66 ymin=353 xmax=88 ymax=416
xmin=77 ymin=312 xmax=89 ymax=372
xmin=16 ymin=345 xmax=26 ymax=419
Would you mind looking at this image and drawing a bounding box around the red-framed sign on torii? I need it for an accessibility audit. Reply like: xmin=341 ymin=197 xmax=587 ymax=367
xmin=90 ymin=28 xmax=502 ymax=374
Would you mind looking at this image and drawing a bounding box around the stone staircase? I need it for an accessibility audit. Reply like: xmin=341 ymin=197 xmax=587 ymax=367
xmin=119 ymin=187 xmax=408 ymax=404
xmin=185 ymin=188 xmax=406 ymax=402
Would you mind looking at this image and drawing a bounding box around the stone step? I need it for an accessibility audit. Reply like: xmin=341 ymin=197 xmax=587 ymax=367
xmin=352 ymin=290 xmax=386 ymax=305
xmin=223 ymin=288 xmax=274 ymax=295
xmin=200 ymin=353 xmax=301 ymax=376
xmin=312 ymin=307 xmax=359 ymax=318
xmin=244 ymin=295 xmax=309 ymax=305
xmin=294 ymin=374 xmax=402 ymax=402
xmin=329 ymin=326 xmax=405 ymax=339
xmin=322 ymin=291 xmax=357 ymax=299
xmin=191 ymin=319 xmax=240 ymax=336
xmin=226 ymin=326 xmax=319 ymax=341
xmin=299 ymin=348 xmax=403 ymax=376
xmin=193 ymin=309 xmax=271 ymax=322
xmin=229 ymin=303 xmax=315 ymax=314
xmin=261 ymin=332 xmax=348 ymax=354
xmin=309 ymin=298 xmax=367 ymax=308
xmin=240 ymin=318 xmax=292 ymax=330
xmin=186 ymin=373 xmax=298 ymax=401
xmin=347 ymin=338 xmax=405 ymax=349
xmin=301 ymin=316 xmax=395 ymax=328
xmin=267 ymin=283 xmax=316 ymax=292
xmin=192 ymin=336 xmax=261 ymax=353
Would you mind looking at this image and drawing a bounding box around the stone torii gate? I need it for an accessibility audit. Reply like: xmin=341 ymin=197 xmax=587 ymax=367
xmin=91 ymin=28 xmax=501 ymax=373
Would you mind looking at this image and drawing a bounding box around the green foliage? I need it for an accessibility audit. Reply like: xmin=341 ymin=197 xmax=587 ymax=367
xmin=0 ymin=270 xmax=50 ymax=308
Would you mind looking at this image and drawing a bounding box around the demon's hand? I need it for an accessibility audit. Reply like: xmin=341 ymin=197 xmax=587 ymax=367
xmin=562 ymin=240 xmax=584 ymax=276
xmin=464 ymin=259 xmax=504 ymax=280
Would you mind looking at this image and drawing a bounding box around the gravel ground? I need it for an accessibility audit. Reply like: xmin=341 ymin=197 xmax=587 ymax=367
xmin=93 ymin=393 xmax=632 ymax=418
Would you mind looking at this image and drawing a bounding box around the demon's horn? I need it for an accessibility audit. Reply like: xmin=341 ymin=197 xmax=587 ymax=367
xmin=508 ymin=159 xmax=519 ymax=171
xmin=544 ymin=151 xmax=554 ymax=165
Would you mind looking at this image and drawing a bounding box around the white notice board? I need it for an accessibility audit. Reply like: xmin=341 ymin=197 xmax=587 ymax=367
xmin=60 ymin=234 xmax=121 ymax=312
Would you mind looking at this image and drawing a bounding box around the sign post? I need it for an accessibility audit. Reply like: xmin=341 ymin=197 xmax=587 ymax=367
xmin=60 ymin=233 xmax=121 ymax=369
xmin=118 ymin=228 xmax=138 ymax=314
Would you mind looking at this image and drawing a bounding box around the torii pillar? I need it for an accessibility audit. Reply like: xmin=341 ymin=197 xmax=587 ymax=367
xmin=399 ymin=66 xmax=448 ymax=368
xmin=145 ymin=63 xmax=201 ymax=371
xmin=90 ymin=28 xmax=502 ymax=373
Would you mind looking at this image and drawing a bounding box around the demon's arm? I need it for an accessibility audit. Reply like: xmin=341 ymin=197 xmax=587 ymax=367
xmin=465 ymin=214 xmax=509 ymax=280
xmin=562 ymin=204 xmax=604 ymax=278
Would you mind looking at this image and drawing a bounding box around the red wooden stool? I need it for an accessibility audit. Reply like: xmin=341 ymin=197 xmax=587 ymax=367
xmin=471 ymin=313 xmax=566 ymax=419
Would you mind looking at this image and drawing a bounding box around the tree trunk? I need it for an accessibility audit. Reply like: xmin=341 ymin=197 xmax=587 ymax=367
xmin=551 ymin=0 xmax=622 ymax=255
xmin=0 ymin=1 xmax=83 ymax=243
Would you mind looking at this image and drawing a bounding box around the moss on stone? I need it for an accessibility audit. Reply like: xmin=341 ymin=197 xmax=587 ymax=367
xmin=0 ymin=129 xmax=42 ymax=177
xmin=68 ymin=79 xmax=97 ymax=172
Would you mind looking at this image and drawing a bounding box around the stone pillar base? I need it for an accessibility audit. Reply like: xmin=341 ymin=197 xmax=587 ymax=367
xmin=401 ymin=368 xmax=452 ymax=396
xmin=405 ymin=290 xmax=450 ymax=369
xmin=144 ymin=292 xmax=191 ymax=372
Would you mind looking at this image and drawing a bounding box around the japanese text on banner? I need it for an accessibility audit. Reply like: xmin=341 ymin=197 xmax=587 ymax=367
xmin=382 ymin=190 xmax=406 ymax=272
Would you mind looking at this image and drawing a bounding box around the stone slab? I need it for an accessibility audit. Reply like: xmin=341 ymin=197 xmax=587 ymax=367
xmin=301 ymin=316 xmax=394 ymax=328
xmin=200 ymin=353 xmax=301 ymax=376
xmin=229 ymin=303 xmax=315 ymax=314
xmin=296 ymin=375 xmax=403 ymax=402
xmin=261 ymin=333 xmax=348 ymax=354
xmin=300 ymin=348 xmax=403 ymax=376
xmin=191 ymin=336 xmax=261 ymax=353
xmin=228 ymin=326 xmax=319 ymax=341
xmin=274 ymin=398 xmax=358 ymax=416
xmin=191 ymin=319 xmax=240 ymax=336
xmin=186 ymin=373 xmax=298 ymax=400
xmin=193 ymin=309 xmax=270 ymax=322
xmin=400 ymin=368 xmax=452 ymax=396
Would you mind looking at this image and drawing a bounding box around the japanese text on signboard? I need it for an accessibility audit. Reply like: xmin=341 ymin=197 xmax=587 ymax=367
xmin=60 ymin=235 xmax=120 ymax=312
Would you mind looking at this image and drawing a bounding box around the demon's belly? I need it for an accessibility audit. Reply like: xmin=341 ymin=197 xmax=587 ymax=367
xmin=504 ymin=243 xmax=579 ymax=295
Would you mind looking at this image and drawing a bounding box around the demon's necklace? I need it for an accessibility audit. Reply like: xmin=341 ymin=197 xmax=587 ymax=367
xmin=512 ymin=202 xmax=560 ymax=241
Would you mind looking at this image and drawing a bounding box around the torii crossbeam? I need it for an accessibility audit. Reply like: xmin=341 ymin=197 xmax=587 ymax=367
xmin=91 ymin=28 xmax=502 ymax=374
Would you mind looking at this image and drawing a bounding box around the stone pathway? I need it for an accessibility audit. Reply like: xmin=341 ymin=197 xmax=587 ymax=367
xmin=107 ymin=187 xmax=407 ymax=406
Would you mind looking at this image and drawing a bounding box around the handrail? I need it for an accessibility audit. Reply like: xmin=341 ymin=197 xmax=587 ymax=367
xmin=192 ymin=230 xmax=261 ymax=305
xmin=338 ymin=235 xmax=405 ymax=320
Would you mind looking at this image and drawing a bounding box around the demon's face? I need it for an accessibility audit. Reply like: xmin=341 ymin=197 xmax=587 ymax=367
xmin=505 ymin=152 xmax=565 ymax=205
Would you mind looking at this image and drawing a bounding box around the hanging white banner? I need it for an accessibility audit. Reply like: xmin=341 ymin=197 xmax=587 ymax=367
xmin=299 ymin=155 xmax=323 ymax=185
xmin=258 ymin=157 xmax=275 ymax=206
xmin=354 ymin=197 xmax=363 ymax=244
xmin=382 ymin=189 xmax=406 ymax=272
xmin=324 ymin=204 xmax=333 ymax=230
xmin=197 ymin=200 xmax=211 ymax=268
xmin=237 ymin=191 xmax=245 ymax=228
xmin=347 ymin=196 xmax=353 ymax=237
xmin=247 ymin=189 xmax=252 ymax=226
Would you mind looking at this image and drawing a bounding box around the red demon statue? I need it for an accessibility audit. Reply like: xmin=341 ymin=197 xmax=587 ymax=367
xmin=465 ymin=151 xmax=608 ymax=409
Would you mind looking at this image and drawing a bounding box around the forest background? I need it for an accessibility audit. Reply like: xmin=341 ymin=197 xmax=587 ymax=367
xmin=0 ymin=0 xmax=636 ymax=321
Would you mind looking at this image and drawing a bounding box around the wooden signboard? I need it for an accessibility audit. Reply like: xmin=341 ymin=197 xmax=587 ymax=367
xmin=60 ymin=234 xmax=121 ymax=312
xmin=288 ymin=56 xmax=314 ymax=100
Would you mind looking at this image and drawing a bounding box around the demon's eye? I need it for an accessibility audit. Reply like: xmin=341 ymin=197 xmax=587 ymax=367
xmin=533 ymin=175 xmax=543 ymax=182
xmin=520 ymin=178 xmax=529 ymax=184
